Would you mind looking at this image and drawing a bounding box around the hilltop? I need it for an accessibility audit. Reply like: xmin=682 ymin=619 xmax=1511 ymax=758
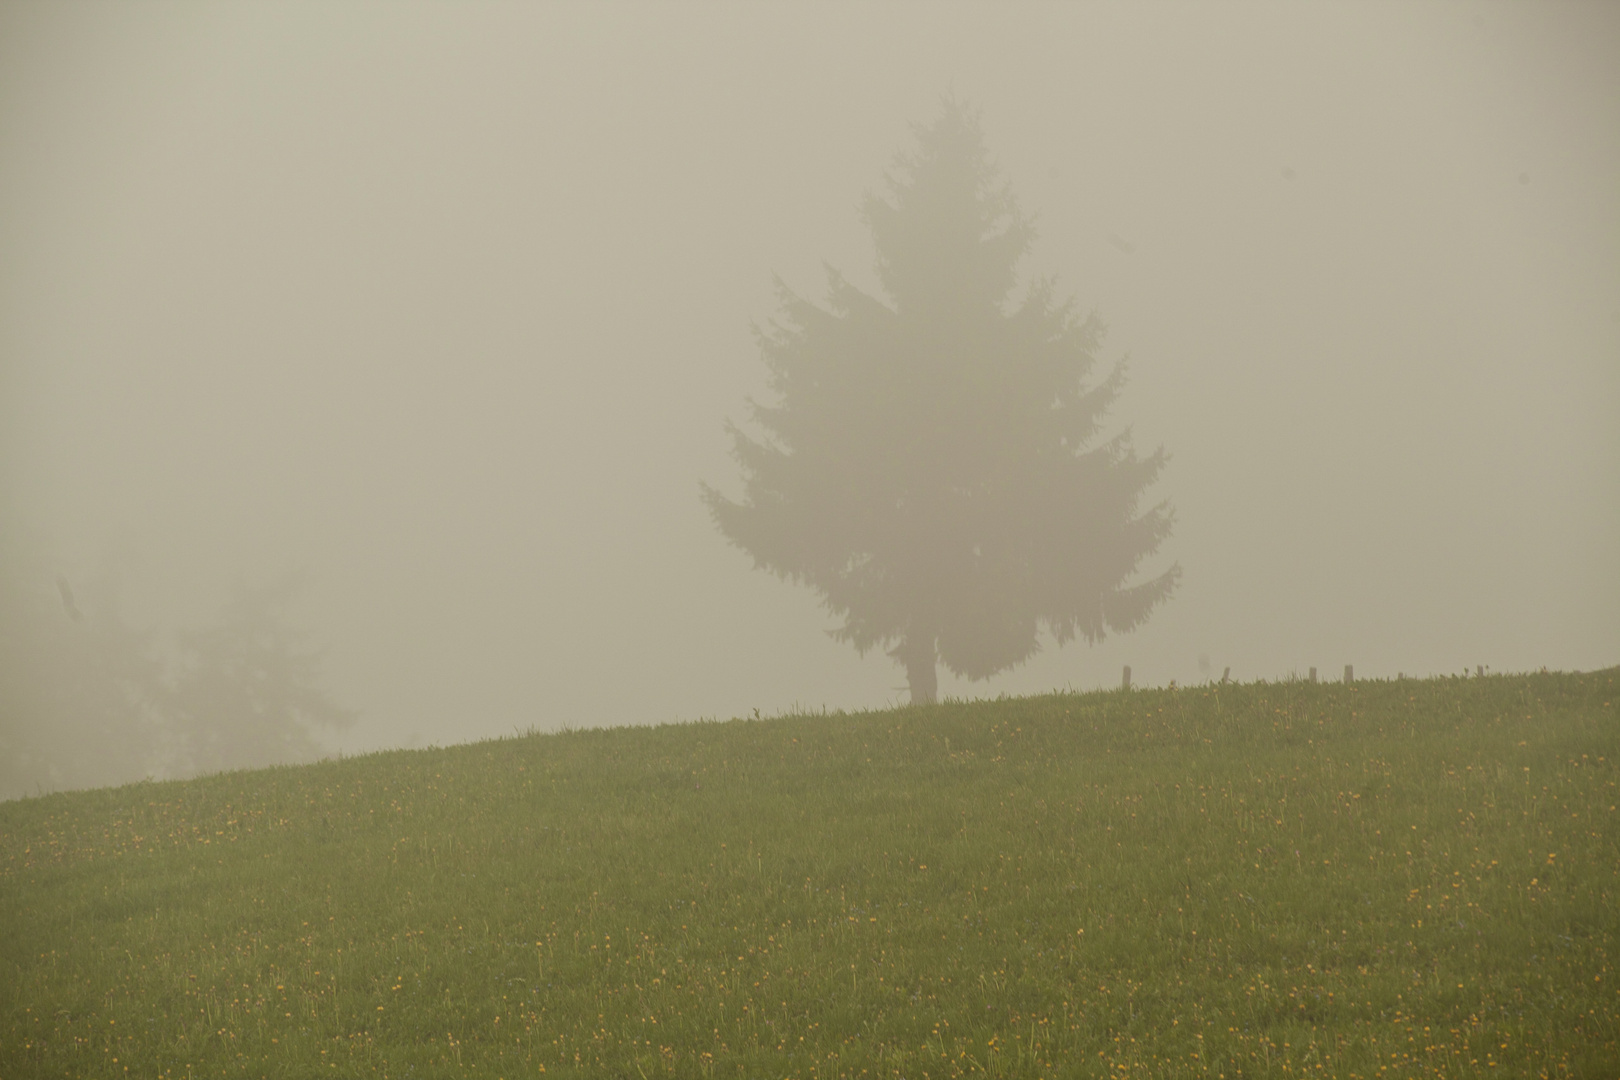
xmin=2 ymin=670 xmax=1615 ymax=1077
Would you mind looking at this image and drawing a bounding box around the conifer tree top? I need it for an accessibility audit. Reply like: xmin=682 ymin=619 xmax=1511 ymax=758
xmin=863 ymin=97 xmax=1034 ymax=315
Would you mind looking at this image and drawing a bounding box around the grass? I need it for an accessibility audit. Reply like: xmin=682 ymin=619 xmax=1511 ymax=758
xmin=1 ymin=668 xmax=1616 ymax=1078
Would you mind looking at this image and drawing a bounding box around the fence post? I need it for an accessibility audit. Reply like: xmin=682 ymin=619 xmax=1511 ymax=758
xmin=1221 ymin=667 xmax=1230 ymax=684
xmin=1121 ymin=665 xmax=1131 ymax=692
xmin=1309 ymin=667 xmax=1317 ymax=683
xmin=1344 ymin=664 xmax=1354 ymax=684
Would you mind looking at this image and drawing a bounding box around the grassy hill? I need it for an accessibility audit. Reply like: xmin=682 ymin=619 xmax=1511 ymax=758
xmin=2 ymin=669 xmax=1615 ymax=1078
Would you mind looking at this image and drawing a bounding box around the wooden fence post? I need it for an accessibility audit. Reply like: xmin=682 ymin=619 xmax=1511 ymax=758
xmin=1121 ymin=665 xmax=1131 ymax=692
xmin=1221 ymin=667 xmax=1230 ymax=685
xmin=1344 ymin=664 xmax=1354 ymax=684
xmin=1309 ymin=667 xmax=1317 ymax=683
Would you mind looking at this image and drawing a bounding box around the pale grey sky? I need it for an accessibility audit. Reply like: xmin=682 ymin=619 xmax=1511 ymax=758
xmin=3 ymin=2 xmax=1616 ymax=757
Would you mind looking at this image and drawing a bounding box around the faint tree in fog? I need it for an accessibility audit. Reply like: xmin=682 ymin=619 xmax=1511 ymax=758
xmin=168 ymin=577 xmax=354 ymax=776
xmin=0 ymin=560 xmax=166 ymax=798
xmin=703 ymin=97 xmax=1178 ymax=705
xmin=56 ymin=575 xmax=84 ymax=622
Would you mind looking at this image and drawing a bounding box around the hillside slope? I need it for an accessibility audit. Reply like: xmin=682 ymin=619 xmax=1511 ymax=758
xmin=2 ymin=670 xmax=1616 ymax=1077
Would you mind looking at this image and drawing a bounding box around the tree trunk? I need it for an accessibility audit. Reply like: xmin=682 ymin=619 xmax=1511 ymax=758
xmin=900 ymin=633 xmax=938 ymax=706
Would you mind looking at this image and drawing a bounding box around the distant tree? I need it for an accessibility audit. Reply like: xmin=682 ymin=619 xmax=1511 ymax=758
xmin=0 ymin=555 xmax=166 ymax=799
xmin=167 ymin=577 xmax=355 ymax=776
xmin=702 ymin=97 xmax=1178 ymax=705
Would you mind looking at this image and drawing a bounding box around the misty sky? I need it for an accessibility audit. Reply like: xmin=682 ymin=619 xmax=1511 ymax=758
xmin=2 ymin=3 xmax=1616 ymax=757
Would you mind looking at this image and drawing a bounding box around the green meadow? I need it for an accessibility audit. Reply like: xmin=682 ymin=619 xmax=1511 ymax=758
xmin=1 ymin=670 xmax=1615 ymax=1079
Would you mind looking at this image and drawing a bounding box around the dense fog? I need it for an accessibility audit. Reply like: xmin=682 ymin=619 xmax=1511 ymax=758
xmin=2 ymin=3 xmax=1616 ymax=797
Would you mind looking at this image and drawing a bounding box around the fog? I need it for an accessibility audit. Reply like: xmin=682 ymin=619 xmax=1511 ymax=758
xmin=2 ymin=3 xmax=1616 ymax=792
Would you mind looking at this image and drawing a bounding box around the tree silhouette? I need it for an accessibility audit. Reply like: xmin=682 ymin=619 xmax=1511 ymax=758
xmin=703 ymin=97 xmax=1178 ymax=704
xmin=0 ymin=561 xmax=167 ymax=798
xmin=168 ymin=577 xmax=354 ymax=775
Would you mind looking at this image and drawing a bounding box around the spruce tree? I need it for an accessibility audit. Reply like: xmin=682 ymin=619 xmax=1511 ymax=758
xmin=168 ymin=577 xmax=355 ymax=775
xmin=703 ymin=98 xmax=1178 ymax=704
